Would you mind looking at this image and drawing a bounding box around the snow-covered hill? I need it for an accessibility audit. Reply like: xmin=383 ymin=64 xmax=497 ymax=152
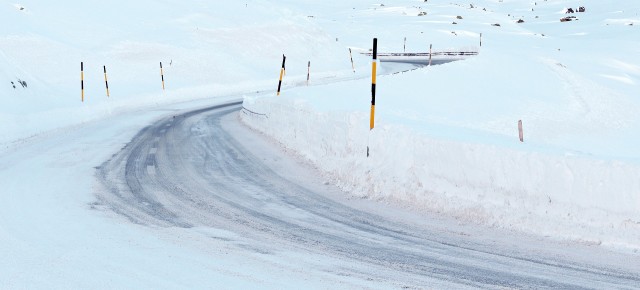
xmin=2 ymin=0 xmax=640 ymax=287
xmin=1 ymin=0 xmax=639 ymax=258
xmin=241 ymin=0 xmax=640 ymax=249
xmin=0 ymin=0 xmax=349 ymax=144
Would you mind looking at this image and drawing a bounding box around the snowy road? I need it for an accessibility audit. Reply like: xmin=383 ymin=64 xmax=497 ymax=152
xmin=94 ymin=101 xmax=640 ymax=289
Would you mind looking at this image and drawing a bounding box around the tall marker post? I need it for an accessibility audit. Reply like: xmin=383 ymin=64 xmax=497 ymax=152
xmin=480 ymin=33 xmax=483 ymax=47
xmin=349 ymin=48 xmax=355 ymax=73
xmin=103 ymin=65 xmax=110 ymax=97
xmin=307 ymin=61 xmax=310 ymax=86
xmin=81 ymin=62 xmax=84 ymax=102
xmin=160 ymin=62 xmax=165 ymax=91
xmin=404 ymin=37 xmax=406 ymax=52
xmin=429 ymin=44 xmax=433 ymax=66
xmin=367 ymin=38 xmax=377 ymax=157
xmin=277 ymin=54 xmax=286 ymax=96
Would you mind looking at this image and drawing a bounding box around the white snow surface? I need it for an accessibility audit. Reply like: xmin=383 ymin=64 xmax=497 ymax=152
xmin=240 ymin=0 xmax=640 ymax=250
xmin=1 ymin=0 xmax=640 ymax=287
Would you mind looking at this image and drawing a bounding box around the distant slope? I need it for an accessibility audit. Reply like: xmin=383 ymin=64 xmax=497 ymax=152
xmin=0 ymin=0 xmax=349 ymax=144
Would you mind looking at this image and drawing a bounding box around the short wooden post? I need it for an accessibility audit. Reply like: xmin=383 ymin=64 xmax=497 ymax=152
xmin=518 ymin=120 xmax=524 ymax=142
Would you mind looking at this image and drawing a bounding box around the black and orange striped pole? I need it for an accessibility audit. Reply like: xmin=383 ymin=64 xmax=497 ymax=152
xmin=81 ymin=62 xmax=84 ymax=102
xmin=367 ymin=38 xmax=377 ymax=157
xmin=103 ymin=65 xmax=110 ymax=97
xmin=277 ymin=54 xmax=286 ymax=96
xmin=160 ymin=61 xmax=165 ymax=91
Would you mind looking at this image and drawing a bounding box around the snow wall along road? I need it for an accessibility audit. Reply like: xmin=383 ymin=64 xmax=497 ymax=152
xmin=241 ymin=95 xmax=640 ymax=251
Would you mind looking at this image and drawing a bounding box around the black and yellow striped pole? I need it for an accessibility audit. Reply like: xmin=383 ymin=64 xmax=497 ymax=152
xmin=160 ymin=61 xmax=165 ymax=91
xmin=349 ymin=48 xmax=355 ymax=73
xmin=370 ymin=38 xmax=377 ymax=131
xmin=306 ymin=61 xmax=310 ymax=86
xmin=367 ymin=38 xmax=377 ymax=157
xmin=81 ymin=62 xmax=84 ymax=102
xmin=277 ymin=54 xmax=286 ymax=96
xmin=103 ymin=65 xmax=110 ymax=97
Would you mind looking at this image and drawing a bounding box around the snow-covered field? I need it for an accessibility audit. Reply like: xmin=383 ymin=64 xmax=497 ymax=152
xmin=241 ymin=0 xmax=640 ymax=250
xmin=1 ymin=0 xmax=640 ymax=287
xmin=0 ymin=0 xmax=350 ymax=144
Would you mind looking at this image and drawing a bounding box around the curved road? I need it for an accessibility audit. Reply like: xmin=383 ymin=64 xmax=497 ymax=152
xmin=95 ymin=101 xmax=640 ymax=288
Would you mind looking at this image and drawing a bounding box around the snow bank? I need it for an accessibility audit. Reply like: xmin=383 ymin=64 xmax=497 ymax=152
xmin=241 ymin=0 xmax=640 ymax=250
xmin=241 ymin=93 xmax=640 ymax=250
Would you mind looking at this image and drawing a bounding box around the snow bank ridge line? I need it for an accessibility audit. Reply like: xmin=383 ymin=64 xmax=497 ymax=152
xmin=241 ymin=106 xmax=268 ymax=118
xmin=240 ymin=98 xmax=640 ymax=251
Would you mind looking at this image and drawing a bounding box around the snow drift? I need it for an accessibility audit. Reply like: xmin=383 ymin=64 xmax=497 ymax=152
xmin=241 ymin=0 xmax=640 ymax=249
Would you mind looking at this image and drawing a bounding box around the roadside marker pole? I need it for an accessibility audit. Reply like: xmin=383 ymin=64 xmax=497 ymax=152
xmin=429 ymin=44 xmax=433 ymax=66
xmin=277 ymin=54 xmax=286 ymax=96
xmin=367 ymin=38 xmax=377 ymax=157
xmin=81 ymin=62 xmax=84 ymax=102
xmin=404 ymin=37 xmax=406 ymax=52
xmin=370 ymin=38 xmax=377 ymax=131
xmin=349 ymin=48 xmax=355 ymax=73
xmin=518 ymin=120 xmax=524 ymax=142
xmin=160 ymin=62 xmax=165 ymax=91
xmin=103 ymin=65 xmax=110 ymax=97
xmin=480 ymin=33 xmax=483 ymax=47
xmin=307 ymin=61 xmax=310 ymax=86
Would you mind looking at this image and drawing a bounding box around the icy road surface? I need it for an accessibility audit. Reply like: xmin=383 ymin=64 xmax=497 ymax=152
xmin=94 ymin=101 xmax=640 ymax=288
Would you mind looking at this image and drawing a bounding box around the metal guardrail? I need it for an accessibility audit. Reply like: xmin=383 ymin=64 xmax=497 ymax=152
xmin=241 ymin=106 xmax=268 ymax=118
xmin=362 ymin=51 xmax=479 ymax=57
xmin=361 ymin=50 xmax=479 ymax=65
